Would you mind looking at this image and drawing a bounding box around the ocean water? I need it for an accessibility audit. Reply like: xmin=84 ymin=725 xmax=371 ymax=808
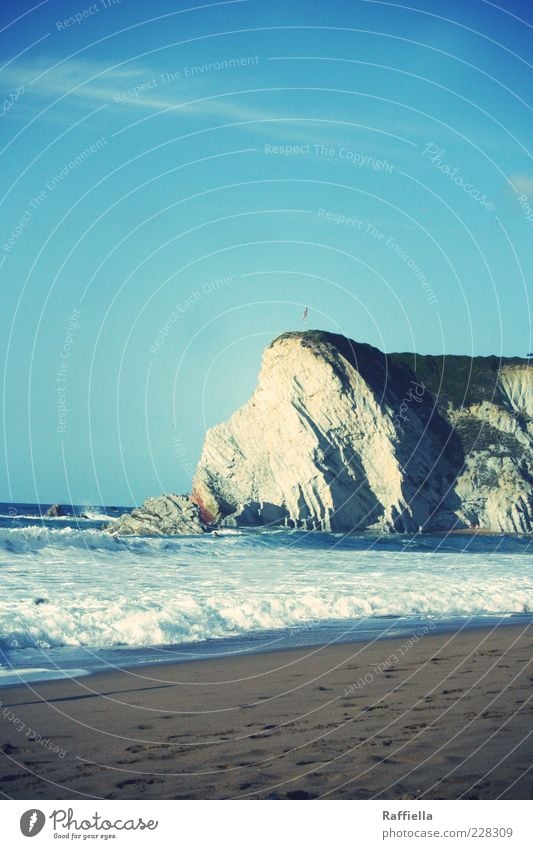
xmin=0 ymin=503 xmax=531 ymax=686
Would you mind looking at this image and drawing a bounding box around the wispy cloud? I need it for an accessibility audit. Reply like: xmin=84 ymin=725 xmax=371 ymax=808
xmin=3 ymin=55 xmax=423 ymax=157
xmin=509 ymin=175 xmax=533 ymax=196
xmin=5 ymin=56 xmax=153 ymax=103
xmin=3 ymin=55 xmax=287 ymax=130
xmin=5 ymin=56 xmax=266 ymax=114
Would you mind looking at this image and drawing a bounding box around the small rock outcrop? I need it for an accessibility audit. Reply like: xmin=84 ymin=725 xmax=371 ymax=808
xmin=192 ymin=330 xmax=532 ymax=534
xmin=46 ymin=504 xmax=66 ymax=517
xmin=109 ymin=494 xmax=207 ymax=536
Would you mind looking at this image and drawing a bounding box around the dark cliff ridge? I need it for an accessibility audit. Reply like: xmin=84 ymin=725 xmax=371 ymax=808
xmin=272 ymin=330 xmax=528 ymax=409
xmin=192 ymin=330 xmax=532 ymax=534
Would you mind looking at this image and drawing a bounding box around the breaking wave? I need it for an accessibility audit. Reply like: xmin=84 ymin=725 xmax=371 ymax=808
xmin=0 ymin=525 xmax=531 ymax=651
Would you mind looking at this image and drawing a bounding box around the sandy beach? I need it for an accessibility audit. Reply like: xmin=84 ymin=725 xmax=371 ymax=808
xmin=0 ymin=624 xmax=531 ymax=800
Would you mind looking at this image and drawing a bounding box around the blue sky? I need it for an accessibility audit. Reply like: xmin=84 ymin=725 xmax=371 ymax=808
xmin=1 ymin=0 xmax=532 ymax=505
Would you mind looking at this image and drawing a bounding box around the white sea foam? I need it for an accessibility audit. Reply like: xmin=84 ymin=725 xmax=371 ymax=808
xmin=0 ymin=667 xmax=89 ymax=686
xmin=0 ymin=526 xmax=161 ymax=553
xmin=0 ymin=527 xmax=531 ymax=651
xmin=0 ymin=513 xmax=74 ymax=521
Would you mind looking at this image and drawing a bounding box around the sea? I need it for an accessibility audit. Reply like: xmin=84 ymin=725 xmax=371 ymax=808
xmin=0 ymin=502 xmax=531 ymax=687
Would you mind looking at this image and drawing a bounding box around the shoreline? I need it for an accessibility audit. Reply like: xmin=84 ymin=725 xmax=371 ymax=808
xmin=0 ymin=622 xmax=531 ymax=800
xmin=1 ymin=614 xmax=531 ymax=689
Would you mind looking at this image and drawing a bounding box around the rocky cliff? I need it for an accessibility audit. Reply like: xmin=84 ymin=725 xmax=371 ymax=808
xmin=192 ymin=331 xmax=532 ymax=533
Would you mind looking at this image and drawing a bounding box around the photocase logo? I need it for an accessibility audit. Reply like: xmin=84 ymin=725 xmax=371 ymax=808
xmin=20 ymin=810 xmax=46 ymax=837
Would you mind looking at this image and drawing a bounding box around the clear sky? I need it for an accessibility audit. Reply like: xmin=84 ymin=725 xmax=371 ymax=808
xmin=1 ymin=0 xmax=532 ymax=505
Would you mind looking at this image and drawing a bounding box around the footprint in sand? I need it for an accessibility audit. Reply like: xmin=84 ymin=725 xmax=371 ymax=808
xmin=116 ymin=778 xmax=164 ymax=790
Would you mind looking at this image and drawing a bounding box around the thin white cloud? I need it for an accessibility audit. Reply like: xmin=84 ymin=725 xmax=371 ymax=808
xmin=510 ymin=175 xmax=533 ymax=196
xmin=2 ymin=56 xmax=317 ymax=129
xmin=5 ymin=56 xmax=267 ymax=116
xmin=5 ymin=56 xmax=149 ymax=102
xmin=3 ymin=56 xmax=426 ymax=157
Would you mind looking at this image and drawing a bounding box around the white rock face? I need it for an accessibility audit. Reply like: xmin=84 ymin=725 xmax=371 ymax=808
xmin=193 ymin=332 xmax=532 ymax=533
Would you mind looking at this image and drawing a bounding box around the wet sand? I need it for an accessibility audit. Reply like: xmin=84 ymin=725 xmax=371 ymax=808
xmin=0 ymin=624 xmax=531 ymax=800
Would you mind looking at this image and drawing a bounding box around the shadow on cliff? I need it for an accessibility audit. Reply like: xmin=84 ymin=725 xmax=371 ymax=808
xmin=287 ymin=331 xmax=468 ymax=531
